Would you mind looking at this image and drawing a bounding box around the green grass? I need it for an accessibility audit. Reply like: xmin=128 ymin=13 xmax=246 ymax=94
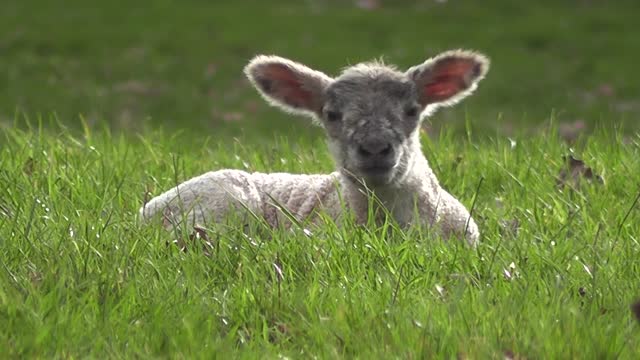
xmin=2 ymin=0 xmax=640 ymax=357
xmin=1 ymin=0 xmax=640 ymax=134
xmin=1 ymin=122 xmax=640 ymax=358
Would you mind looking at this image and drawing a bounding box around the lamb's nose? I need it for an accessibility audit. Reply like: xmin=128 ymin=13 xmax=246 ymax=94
xmin=357 ymin=140 xmax=393 ymax=158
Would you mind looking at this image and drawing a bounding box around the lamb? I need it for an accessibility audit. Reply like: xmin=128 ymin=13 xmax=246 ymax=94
xmin=140 ymin=49 xmax=490 ymax=246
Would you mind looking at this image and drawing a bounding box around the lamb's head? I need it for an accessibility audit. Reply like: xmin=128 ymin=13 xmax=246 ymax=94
xmin=245 ymin=50 xmax=489 ymax=186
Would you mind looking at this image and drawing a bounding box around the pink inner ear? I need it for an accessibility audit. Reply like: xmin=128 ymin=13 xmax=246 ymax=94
xmin=423 ymin=58 xmax=478 ymax=103
xmin=262 ymin=63 xmax=313 ymax=109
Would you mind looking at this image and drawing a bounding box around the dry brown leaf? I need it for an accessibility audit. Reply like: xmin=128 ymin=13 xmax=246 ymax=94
xmin=556 ymin=155 xmax=603 ymax=188
xmin=167 ymin=225 xmax=214 ymax=257
xmin=22 ymin=157 xmax=35 ymax=176
xmin=578 ymin=287 xmax=587 ymax=297
xmin=189 ymin=225 xmax=215 ymax=257
xmin=499 ymin=218 xmax=520 ymax=237
xmin=631 ymin=300 xmax=640 ymax=323
xmin=503 ymin=349 xmax=526 ymax=360
xmin=268 ymin=321 xmax=290 ymax=343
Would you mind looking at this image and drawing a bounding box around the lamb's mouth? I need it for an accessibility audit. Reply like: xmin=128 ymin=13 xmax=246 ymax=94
xmin=341 ymin=160 xmax=399 ymax=185
xmin=356 ymin=162 xmax=399 ymax=183
xmin=359 ymin=165 xmax=394 ymax=176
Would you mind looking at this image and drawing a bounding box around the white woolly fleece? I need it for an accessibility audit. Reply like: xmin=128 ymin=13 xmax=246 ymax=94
xmin=139 ymin=154 xmax=479 ymax=246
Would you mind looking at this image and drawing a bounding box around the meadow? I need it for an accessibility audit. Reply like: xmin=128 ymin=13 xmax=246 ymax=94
xmin=1 ymin=0 xmax=640 ymax=358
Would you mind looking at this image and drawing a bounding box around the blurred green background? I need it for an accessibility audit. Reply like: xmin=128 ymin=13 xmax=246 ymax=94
xmin=1 ymin=0 xmax=639 ymax=136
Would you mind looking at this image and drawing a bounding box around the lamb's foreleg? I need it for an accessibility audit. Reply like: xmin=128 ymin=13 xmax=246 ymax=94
xmin=140 ymin=170 xmax=263 ymax=227
xmin=434 ymin=189 xmax=480 ymax=246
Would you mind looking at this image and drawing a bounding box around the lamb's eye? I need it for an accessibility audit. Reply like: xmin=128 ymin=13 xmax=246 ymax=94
xmin=405 ymin=106 xmax=419 ymax=118
xmin=326 ymin=111 xmax=342 ymax=122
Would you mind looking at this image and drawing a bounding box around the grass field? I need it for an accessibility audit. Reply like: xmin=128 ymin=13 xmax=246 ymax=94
xmin=2 ymin=0 xmax=640 ymax=134
xmin=1 ymin=0 xmax=640 ymax=358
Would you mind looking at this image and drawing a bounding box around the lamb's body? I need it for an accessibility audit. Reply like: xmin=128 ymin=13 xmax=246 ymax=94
xmin=140 ymin=50 xmax=489 ymax=246
xmin=140 ymin=145 xmax=479 ymax=244
xmin=142 ymin=170 xmax=342 ymax=228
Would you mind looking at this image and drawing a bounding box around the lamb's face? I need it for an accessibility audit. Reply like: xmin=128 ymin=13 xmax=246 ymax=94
xmin=245 ymin=51 xmax=489 ymax=186
xmin=321 ymin=66 xmax=422 ymax=186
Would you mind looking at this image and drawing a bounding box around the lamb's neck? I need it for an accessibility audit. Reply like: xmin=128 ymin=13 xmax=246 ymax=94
xmin=341 ymin=149 xmax=442 ymax=225
xmin=382 ymin=152 xmax=440 ymax=204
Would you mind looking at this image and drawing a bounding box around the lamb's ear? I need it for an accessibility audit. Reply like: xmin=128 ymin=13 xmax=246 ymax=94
xmin=244 ymin=55 xmax=333 ymax=118
xmin=407 ymin=50 xmax=489 ymax=108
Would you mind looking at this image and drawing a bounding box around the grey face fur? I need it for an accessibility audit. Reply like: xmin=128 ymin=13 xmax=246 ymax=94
xmin=245 ymin=50 xmax=489 ymax=187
